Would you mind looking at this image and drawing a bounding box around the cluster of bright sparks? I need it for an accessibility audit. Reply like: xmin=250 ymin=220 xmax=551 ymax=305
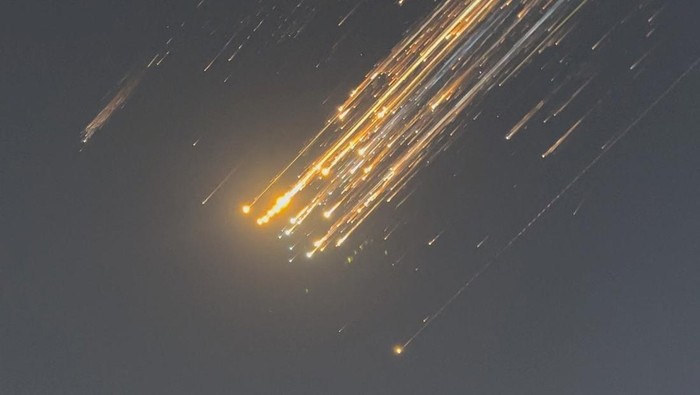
xmin=243 ymin=0 xmax=592 ymax=256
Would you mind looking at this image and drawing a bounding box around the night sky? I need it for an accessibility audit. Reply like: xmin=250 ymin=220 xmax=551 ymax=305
xmin=2 ymin=0 xmax=700 ymax=393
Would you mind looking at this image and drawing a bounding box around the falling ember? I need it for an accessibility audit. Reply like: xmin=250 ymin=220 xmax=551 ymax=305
xmin=201 ymin=165 xmax=239 ymax=206
xmin=245 ymin=0 xmax=596 ymax=254
xmin=428 ymin=231 xmax=444 ymax=246
xmin=81 ymin=69 xmax=145 ymax=145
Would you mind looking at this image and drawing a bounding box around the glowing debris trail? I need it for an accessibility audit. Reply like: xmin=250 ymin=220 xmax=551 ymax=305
xmin=202 ymin=165 xmax=239 ymax=205
xmin=245 ymin=0 xmax=594 ymax=255
xmin=338 ymin=1 xmax=364 ymax=27
xmin=542 ymin=101 xmax=600 ymax=159
xmin=81 ymin=70 xmax=144 ymax=144
xmin=204 ymin=34 xmax=236 ymax=72
xmin=398 ymin=58 xmax=700 ymax=353
xmin=572 ymin=194 xmax=588 ymax=216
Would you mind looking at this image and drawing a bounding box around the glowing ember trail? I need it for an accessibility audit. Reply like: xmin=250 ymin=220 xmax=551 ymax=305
xmin=81 ymin=69 xmax=145 ymax=144
xmin=244 ymin=0 xmax=594 ymax=256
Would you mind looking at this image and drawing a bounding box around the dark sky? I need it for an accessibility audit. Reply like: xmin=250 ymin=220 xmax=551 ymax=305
xmin=2 ymin=0 xmax=700 ymax=393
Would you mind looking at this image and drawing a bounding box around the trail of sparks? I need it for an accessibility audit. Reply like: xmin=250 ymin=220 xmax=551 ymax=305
xmin=399 ymin=57 xmax=700 ymax=353
xmin=245 ymin=0 xmax=595 ymax=256
xmin=80 ymin=70 xmax=145 ymax=144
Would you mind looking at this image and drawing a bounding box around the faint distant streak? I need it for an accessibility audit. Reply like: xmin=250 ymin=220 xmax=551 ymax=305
xmin=400 ymin=57 xmax=700 ymax=352
xmin=80 ymin=70 xmax=145 ymax=144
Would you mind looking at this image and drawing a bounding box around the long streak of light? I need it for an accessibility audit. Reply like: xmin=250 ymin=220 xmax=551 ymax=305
xmin=202 ymin=165 xmax=239 ymax=205
xmin=399 ymin=58 xmax=700 ymax=352
xmin=542 ymin=101 xmax=599 ymax=158
xmin=204 ymin=34 xmax=237 ymax=72
xmin=338 ymin=1 xmax=364 ymax=27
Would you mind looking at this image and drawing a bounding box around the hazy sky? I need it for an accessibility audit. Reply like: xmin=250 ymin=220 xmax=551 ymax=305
xmin=2 ymin=0 xmax=699 ymax=393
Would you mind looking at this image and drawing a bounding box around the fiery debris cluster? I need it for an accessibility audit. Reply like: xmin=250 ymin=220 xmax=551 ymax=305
xmin=244 ymin=0 xmax=595 ymax=256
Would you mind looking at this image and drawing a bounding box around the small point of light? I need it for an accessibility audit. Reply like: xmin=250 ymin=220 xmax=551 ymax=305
xmin=393 ymin=345 xmax=404 ymax=356
xmin=242 ymin=205 xmax=251 ymax=214
xmin=321 ymin=168 xmax=330 ymax=177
